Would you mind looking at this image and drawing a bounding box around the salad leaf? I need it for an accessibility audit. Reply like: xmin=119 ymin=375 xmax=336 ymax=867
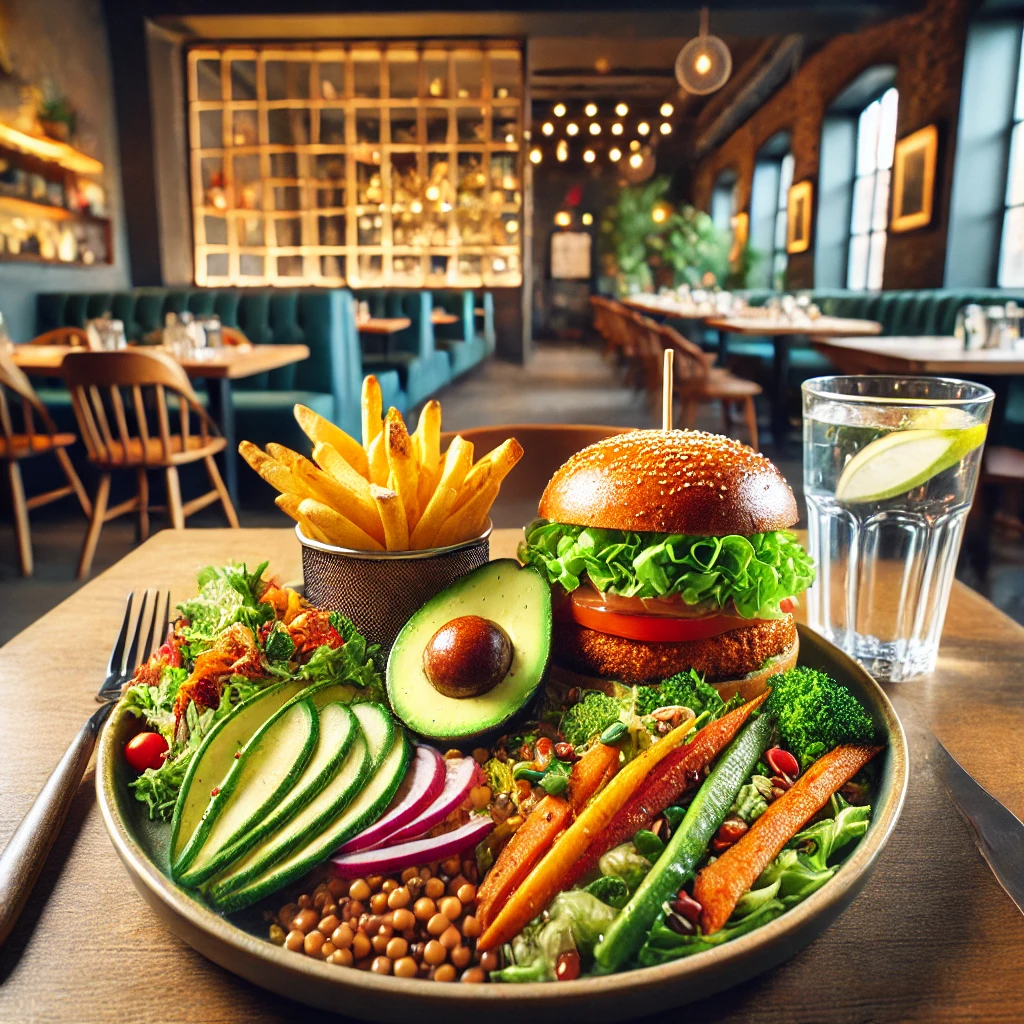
xmin=262 ymin=623 xmax=296 ymax=663
xmin=177 ymin=561 xmax=274 ymax=656
xmin=598 ymin=842 xmax=652 ymax=892
xmin=584 ymin=875 xmax=630 ymax=909
xmin=519 ymin=520 xmax=815 ymax=619
xmin=122 ymin=665 xmax=187 ymax=740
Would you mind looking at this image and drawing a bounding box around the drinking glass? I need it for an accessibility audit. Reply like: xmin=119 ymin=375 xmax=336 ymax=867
xmin=802 ymin=376 xmax=993 ymax=681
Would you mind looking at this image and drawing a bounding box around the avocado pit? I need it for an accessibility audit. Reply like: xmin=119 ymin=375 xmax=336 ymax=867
xmin=423 ymin=615 xmax=513 ymax=699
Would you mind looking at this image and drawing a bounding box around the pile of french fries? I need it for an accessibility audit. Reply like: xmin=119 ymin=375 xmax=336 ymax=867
xmin=239 ymin=375 xmax=524 ymax=551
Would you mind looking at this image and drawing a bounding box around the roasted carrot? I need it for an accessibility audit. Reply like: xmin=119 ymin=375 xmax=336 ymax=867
xmin=476 ymin=743 xmax=620 ymax=928
xmin=477 ymin=712 xmax=696 ymax=952
xmin=693 ymin=742 xmax=883 ymax=934
xmin=476 ymin=795 xmax=570 ymax=930
xmin=564 ymin=691 xmax=770 ymax=890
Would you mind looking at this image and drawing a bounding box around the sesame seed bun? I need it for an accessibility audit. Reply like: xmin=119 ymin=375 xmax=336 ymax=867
xmin=538 ymin=429 xmax=799 ymax=536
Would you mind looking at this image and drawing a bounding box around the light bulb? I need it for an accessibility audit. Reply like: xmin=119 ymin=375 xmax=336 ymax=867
xmin=583 ymin=149 xmax=596 ymax=163
xmin=609 ymin=147 xmax=622 ymax=161
xmin=660 ymin=102 xmax=674 ymax=117
xmin=630 ymin=140 xmax=641 ymax=152
xmin=566 ymin=122 xmax=579 ymax=136
xmin=589 ymin=122 xmax=601 ymax=135
xmin=660 ymin=122 xmax=672 ymax=135
xmin=410 ymin=200 xmax=423 ymax=214
xmin=611 ymin=122 xmax=623 ymax=135
xmin=638 ymin=121 xmax=650 ymax=135
xmin=652 ymin=206 xmax=667 ymax=223
xmin=695 ymin=51 xmax=712 ymax=75
xmin=629 ymin=152 xmax=643 ymax=168
xmin=582 ymin=212 xmax=594 ymax=226
xmin=555 ymin=211 xmax=571 ymax=227
xmin=615 ymin=102 xmax=629 ymax=116
xmin=529 ymin=148 xmax=542 ymax=164
xmin=556 ymin=139 xmax=568 ymax=162
xmin=553 ymin=103 xmax=566 ymax=117
xmin=542 ymin=122 xmax=554 ymax=135
xmin=506 ymin=219 xmax=519 ymax=233
xmin=585 ymin=102 xmax=598 ymax=117
xmin=425 ymin=185 xmax=441 ymax=201
xmin=505 ymin=133 xmax=515 ymax=144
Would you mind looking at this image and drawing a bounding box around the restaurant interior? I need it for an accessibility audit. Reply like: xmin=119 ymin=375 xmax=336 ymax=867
xmin=0 ymin=0 xmax=1023 ymax=636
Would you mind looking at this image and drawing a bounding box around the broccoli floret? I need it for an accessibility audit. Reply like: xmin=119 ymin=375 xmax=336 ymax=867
xmin=766 ymin=667 xmax=875 ymax=768
xmin=634 ymin=668 xmax=725 ymax=718
xmin=559 ymin=690 xmax=623 ymax=749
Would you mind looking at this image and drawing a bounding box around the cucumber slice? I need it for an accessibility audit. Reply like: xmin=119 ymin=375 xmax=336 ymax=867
xmin=835 ymin=423 xmax=987 ymax=504
xmin=173 ymin=699 xmax=318 ymax=882
xmin=179 ymin=702 xmax=359 ymax=887
xmin=208 ymin=705 xmax=411 ymax=913
xmin=169 ymin=678 xmax=368 ymax=865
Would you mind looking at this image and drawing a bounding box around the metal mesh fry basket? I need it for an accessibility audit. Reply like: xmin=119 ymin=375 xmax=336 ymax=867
xmin=297 ymin=522 xmax=492 ymax=653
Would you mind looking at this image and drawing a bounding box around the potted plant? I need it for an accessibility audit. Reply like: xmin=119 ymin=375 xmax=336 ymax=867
xmin=37 ymin=82 xmax=76 ymax=142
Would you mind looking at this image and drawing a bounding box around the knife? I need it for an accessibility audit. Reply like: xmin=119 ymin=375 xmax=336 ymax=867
xmin=891 ymin=696 xmax=1024 ymax=915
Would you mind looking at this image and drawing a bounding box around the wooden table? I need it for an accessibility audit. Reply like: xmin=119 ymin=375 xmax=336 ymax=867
xmin=12 ymin=344 xmax=311 ymax=506
xmin=811 ymin=334 xmax=1024 ymax=376
xmin=2 ymin=527 xmax=1023 ymax=1023
xmin=431 ymin=311 xmax=459 ymax=327
xmin=706 ymin=316 xmax=883 ymax=449
xmin=357 ymin=317 xmax=411 ymax=363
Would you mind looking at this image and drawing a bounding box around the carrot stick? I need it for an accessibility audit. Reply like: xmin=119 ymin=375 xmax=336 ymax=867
xmin=693 ymin=742 xmax=883 ymax=935
xmin=476 ymin=795 xmax=571 ymax=930
xmin=567 ymin=742 xmax=620 ymax=815
xmin=564 ymin=691 xmax=770 ymax=890
xmin=477 ymin=713 xmax=696 ymax=952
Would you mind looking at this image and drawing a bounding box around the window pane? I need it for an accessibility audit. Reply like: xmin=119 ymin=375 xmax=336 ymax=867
xmin=1008 ymin=121 xmax=1024 ymax=206
xmin=772 ymin=251 xmax=787 ymax=290
xmin=778 ymin=153 xmax=794 ymax=210
xmin=857 ymin=99 xmax=881 ymax=176
xmin=878 ymin=88 xmax=899 ymax=170
xmin=847 ymin=233 xmax=869 ymax=289
xmin=388 ymin=51 xmax=419 ymax=99
xmin=999 ymin=204 xmax=1024 ymax=287
xmin=871 ymin=168 xmax=891 ymax=231
xmin=774 ymin=209 xmax=788 ymax=251
xmin=1015 ymin=26 xmax=1024 ymax=122
xmin=851 ymin=174 xmax=875 ymax=235
xmin=867 ymin=230 xmax=887 ymax=290
xmin=266 ymin=61 xmax=311 ymax=101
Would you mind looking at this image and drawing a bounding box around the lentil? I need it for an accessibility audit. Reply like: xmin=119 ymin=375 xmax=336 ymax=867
xmin=291 ymin=908 xmax=318 ymax=933
xmin=329 ymin=948 xmax=354 ymax=967
xmin=414 ymin=896 xmax=436 ymax=920
xmin=423 ymin=939 xmax=447 ymax=965
xmin=391 ymin=908 xmax=415 ymax=931
xmin=434 ymin=964 xmax=457 ymax=982
xmin=424 ymin=877 xmax=446 ymax=900
xmin=332 ymin=923 xmax=354 ymax=948
xmin=303 ymin=931 xmax=325 ymax=957
xmin=284 ymin=930 xmax=304 ymax=952
xmin=462 ymin=967 xmax=487 ymax=983
xmin=427 ymin=912 xmax=449 ymax=937
xmin=371 ymin=956 xmax=392 ymax=975
xmin=457 ymin=883 xmax=477 ymax=905
xmin=387 ymin=886 xmax=411 ymax=910
xmin=439 ymin=896 xmax=462 ymax=921
xmin=318 ymin=914 xmax=339 ymax=936
xmin=348 ymin=879 xmax=370 ymax=901
xmin=386 ymin=937 xmax=409 ymax=960
xmin=394 ymin=956 xmax=418 ymax=978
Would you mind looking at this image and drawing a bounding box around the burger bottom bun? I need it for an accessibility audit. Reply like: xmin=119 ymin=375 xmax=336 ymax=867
xmin=550 ymin=614 xmax=798 ymax=695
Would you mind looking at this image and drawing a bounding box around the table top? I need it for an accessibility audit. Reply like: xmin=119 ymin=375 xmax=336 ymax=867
xmin=705 ymin=315 xmax=883 ymax=338
xmin=431 ymin=312 xmax=459 ymax=326
xmin=621 ymin=296 xmax=712 ymax=319
xmin=357 ymin=317 xmax=411 ymax=335
xmin=11 ymin=343 xmax=310 ymax=381
xmin=2 ymin=527 xmax=1023 ymax=1023
xmin=813 ymin=334 xmax=1024 ymax=375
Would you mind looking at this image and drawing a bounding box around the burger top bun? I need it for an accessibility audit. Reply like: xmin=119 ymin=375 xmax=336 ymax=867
xmin=538 ymin=429 xmax=799 ymax=536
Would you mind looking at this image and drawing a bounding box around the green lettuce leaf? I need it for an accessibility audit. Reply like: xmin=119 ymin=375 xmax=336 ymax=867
xmin=176 ymin=562 xmax=274 ymax=657
xmin=518 ymin=520 xmax=815 ymax=619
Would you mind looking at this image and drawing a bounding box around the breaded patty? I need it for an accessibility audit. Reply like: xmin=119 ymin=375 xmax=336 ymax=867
xmin=552 ymin=614 xmax=797 ymax=685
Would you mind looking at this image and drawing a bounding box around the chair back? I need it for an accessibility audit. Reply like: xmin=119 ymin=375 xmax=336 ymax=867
xmin=61 ymin=349 xmax=215 ymax=467
xmin=0 ymin=347 xmax=61 ymax=452
xmin=654 ymin=323 xmax=713 ymax=390
xmin=440 ymin=423 xmax=635 ymax=527
xmin=29 ymin=327 xmax=94 ymax=349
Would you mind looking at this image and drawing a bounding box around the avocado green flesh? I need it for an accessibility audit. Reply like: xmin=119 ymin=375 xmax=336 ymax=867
xmin=386 ymin=560 xmax=552 ymax=741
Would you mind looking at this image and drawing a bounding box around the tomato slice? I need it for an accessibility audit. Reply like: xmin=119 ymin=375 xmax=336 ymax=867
xmin=567 ymin=595 xmax=762 ymax=643
xmin=779 ymin=598 xmax=794 ymax=614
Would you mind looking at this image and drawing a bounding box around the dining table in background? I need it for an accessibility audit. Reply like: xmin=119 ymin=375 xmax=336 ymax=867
xmin=10 ymin=343 xmax=311 ymax=507
xmin=357 ymin=317 xmax=412 ymax=363
xmin=1 ymin=526 xmax=1023 ymax=1024
xmin=431 ymin=311 xmax=459 ymax=327
xmin=705 ymin=315 xmax=883 ymax=449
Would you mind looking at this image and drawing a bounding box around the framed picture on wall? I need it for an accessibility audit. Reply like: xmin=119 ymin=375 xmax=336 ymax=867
xmin=786 ymin=180 xmax=813 ymax=254
xmin=891 ymin=124 xmax=938 ymax=233
xmin=729 ymin=211 xmax=749 ymax=268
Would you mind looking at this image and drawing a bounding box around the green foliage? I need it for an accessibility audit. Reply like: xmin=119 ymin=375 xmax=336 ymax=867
xmin=599 ymin=176 xmax=730 ymax=294
xmin=177 ymin=561 xmax=273 ymax=660
xmin=766 ymin=667 xmax=876 ymax=768
xmin=559 ymin=690 xmax=624 ymax=750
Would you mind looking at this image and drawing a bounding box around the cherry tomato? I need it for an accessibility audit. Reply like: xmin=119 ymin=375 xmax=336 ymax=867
xmin=779 ymin=598 xmax=795 ymax=614
xmin=124 ymin=732 xmax=169 ymax=773
xmin=766 ymin=747 xmax=800 ymax=779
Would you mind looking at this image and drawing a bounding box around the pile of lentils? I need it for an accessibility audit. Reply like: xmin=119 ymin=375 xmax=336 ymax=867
xmin=270 ymin=856 xmax=498 ymax=982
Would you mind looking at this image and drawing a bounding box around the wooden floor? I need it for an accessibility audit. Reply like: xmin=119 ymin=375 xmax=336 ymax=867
xmin=1 ymin=341 xmax=1021 ymax=644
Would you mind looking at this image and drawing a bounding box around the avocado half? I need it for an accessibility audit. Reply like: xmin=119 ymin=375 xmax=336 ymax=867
xmin=385 ymin=560 xmax=552 ymax=742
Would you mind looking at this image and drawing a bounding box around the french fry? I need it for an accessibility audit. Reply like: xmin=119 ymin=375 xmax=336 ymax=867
xmin=293 ymin=404 xmax=368 ymax=478
xmin=385 ymin=411 xmax=420 ymax=529
xmin=434 ymin=480 xmax=500 ymax=547
xmin=367 ymin=432 xmax=389 ymax=486
xmin=409 ymin=487 xmax=458 ymax=549
xmin=238 ymin=441 xmax=305 ymax=497
xmin=292 ymin=457 xmax=385 ymax=545
xmin=275 ymin=493 xmax=330 ymax=544
xmin=298 ymin=498 xmax=385 ymax=551
xmin=311 ymin=440 xmax=383 ymax=544
xmin=370 ymin=483 xmax=410 ymax=550
xmin=410 ymin=435 xmax=475 ymax=548
xmin=361 ymin=375 xmax=383 ymax=452
xmin=413 ymin=400 xmax=442 ymax=510
xmin=454 ymin=438 xmax=524 ymax=511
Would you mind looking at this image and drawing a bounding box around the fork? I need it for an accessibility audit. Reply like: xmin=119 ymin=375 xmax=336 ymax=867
xmin=0 ymin=589 xmax=170 ymax=947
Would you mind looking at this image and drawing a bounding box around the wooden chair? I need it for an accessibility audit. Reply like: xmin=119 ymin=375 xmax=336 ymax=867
xmin=0 ymin=348 xmax=92 ymax=575
xmin=651 ymin=321 xmax=762 ymax=450
xmin=61 ymin=349 xmax=239 ymax=578
xmin=440 ymin=424 xmax=635 ymax=527
xmin=29 ymin=327 xmax=94 ymax=349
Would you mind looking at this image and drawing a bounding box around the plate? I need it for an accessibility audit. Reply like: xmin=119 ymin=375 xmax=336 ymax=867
xmin=96 ymin=623 xmax=907 ymax=1022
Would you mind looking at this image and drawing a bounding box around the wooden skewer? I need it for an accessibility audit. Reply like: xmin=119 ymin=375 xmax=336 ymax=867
xmin=662 ymin=347 xmax=674 ymax=431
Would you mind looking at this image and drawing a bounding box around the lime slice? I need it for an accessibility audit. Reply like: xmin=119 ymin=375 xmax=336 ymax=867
xmin=835 ymin=424 xmax=987 ymax=503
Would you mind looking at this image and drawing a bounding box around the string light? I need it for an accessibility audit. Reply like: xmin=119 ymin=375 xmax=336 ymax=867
xmin=555 ymin=211 xmax=571 ymax=226
xmin=589 ymin=122 xmax=601 ymax=135
xmin=652 ymin=205 xmax=668 ymax=223
xmin=425 ymin=185 xmax=441 ymax=201
xmin=629 ymin=152 xmax=643 ymax=168
xmin=566 ymin=122 xmax=579 ymax=136
xmin=556 ymin=139 xmax=568 ymax=161
xmin=582 ymin=212 xmax=594 ymax=225
xmin=529 ymin=147 xmax=542 ymax=164
xmin=609 ymin=147 xmax=622 ymax=161
xmin=583 ymin=149 xmax=596 ymax=163
xmin=504 ymin=134 xmax=515 ymax=144
xmin=611 ymin=122 xmax=623 ymax=135
xmin=695 ymin=52 xmax=712 ymax=75
xmin=542 ymin=122 xmax=554 ymax=135
xmin=553 ymin=103 xmax=566 ymax=117
xmin=410 ymin=201 xmax=423 ymax=213
xmin=585 ymin=102 xmax=598 ymax=117
xmin=615 ymin=102 xmax=629 ymax=116
xmin=506 ymin=219 xmax=519 ymax=233
xmin=638 ymin=122 xmax=650 ymax=135
xmin=660 ymin=102 xmax=674 ymax=117
xmin=660 ymin=122 xmax=672 ymax=135
xmin=630 ymin=140 xmax=641 ymax=151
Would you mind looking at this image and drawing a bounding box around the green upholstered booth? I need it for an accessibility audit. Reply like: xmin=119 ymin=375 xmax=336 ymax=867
xmin=431 ymin=290 xmax=489 ymax=377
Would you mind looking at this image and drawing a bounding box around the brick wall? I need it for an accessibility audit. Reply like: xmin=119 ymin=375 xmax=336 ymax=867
xmin=691 ymin=0 xmax=970 ymax=290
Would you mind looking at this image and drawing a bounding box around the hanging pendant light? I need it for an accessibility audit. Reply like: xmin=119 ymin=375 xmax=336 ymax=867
xmin=675 ymin=7 xmax=732 ymax=96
